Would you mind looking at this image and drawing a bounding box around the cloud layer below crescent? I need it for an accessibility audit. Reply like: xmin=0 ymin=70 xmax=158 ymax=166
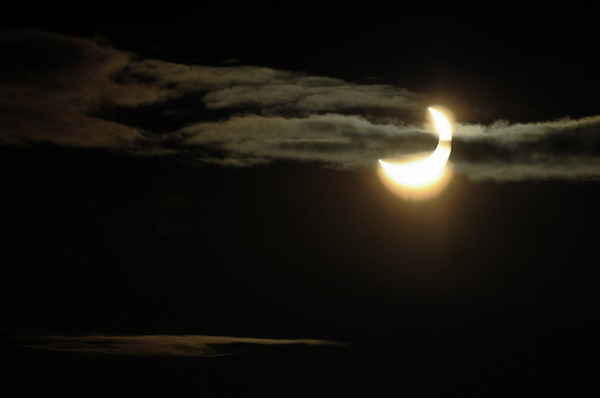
xmin=16 ymin=333 xmax=341 ymax=358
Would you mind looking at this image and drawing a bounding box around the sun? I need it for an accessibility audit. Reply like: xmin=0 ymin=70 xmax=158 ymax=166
xmin=378 ymin=107 xmax=453 ymax=200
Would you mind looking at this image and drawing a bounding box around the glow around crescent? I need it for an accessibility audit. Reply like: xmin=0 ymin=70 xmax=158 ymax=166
xmin=377 ymin=107 xmax=453 ymax=198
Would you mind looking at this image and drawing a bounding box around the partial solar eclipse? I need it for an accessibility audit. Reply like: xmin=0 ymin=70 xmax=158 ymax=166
xmin=378 ymin=107 xmax=453 ymax=200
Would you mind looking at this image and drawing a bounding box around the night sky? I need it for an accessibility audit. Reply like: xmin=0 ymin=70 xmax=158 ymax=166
xmin=2 ymin=1 xmax=600 ymax=397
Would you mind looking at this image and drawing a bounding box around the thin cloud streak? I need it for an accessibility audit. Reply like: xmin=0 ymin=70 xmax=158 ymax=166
xmin=19 ymin=334 xmax=342 ymax=358
xmin=180 ymin=114 xmax=437 ymax=168
xmin=452 ymin=116 xmax=600 ymax=181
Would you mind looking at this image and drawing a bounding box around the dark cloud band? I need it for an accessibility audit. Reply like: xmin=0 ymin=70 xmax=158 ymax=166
xmin=18 ymin=333 xmax=341 ymax=357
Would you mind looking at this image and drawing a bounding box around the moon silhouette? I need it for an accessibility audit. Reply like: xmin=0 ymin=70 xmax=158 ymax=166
xmin=377 ymin=107 xmax=453 ymax=200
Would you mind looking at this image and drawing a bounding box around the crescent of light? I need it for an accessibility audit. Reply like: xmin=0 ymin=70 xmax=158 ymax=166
xmin=377 ymin=107 xmax=453 ymax=198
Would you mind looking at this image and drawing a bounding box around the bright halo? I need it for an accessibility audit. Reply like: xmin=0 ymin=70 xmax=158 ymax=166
xmin=377 ymin=107 xmax=453 ymax=200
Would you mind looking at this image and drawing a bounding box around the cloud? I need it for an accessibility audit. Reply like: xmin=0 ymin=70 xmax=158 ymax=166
xmin=18 ymin=333 xmax=341 ymax=358
xmin=127 ymin=59 xmax=425 ymax=114
xmin=177 ymin=114 xmax=600 ymax=180
xmin=0 ymin=29 xmax=599 ymax=181
xmin=180 ymin=114 xmax=437 ymax=168
xmin=0 ymin=29 xmax=423 ymax=148
xmin=452 ymin=116 xmax=600 ymax=181
xmin=0 ymin=29 xmax=173 ymax=147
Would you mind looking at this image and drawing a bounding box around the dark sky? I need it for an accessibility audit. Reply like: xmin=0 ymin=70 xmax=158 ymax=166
xmin=2 ymin=1 xmax=600 ymax=397
xmin=4 ymin=1 xmax=599 ymax=122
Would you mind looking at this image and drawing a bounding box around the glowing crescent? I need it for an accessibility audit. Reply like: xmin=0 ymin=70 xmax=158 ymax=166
xmin=377 ymin=107 xmax=453 ymax=199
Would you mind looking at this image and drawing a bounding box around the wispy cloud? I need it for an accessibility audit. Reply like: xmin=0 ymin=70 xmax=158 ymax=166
xmin=128 ymin=59 xmax=425 ymax=114
xmin=452 ymin=116 xmax=600 ymax=181
xmin=19 ymin=334 xmax=341 ymax=357
xmin=0 ymin=29 xmax=172 ymax=147
xmin=179 ymin=114 xmax=437 ymax=168
xmin=1 ymin=29 xmax=599 ymax=181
